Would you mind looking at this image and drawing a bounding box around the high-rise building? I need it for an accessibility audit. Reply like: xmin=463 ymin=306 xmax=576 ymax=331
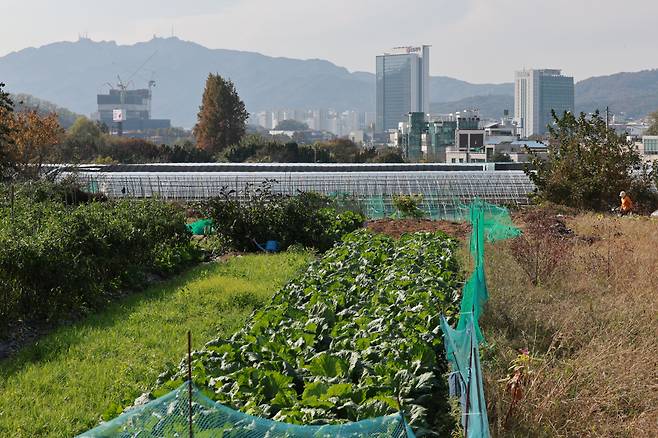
xmin=514 ymin=69 xmax=574 ymax=138
xmin=376 ymin=45 xmax=430 ymax=133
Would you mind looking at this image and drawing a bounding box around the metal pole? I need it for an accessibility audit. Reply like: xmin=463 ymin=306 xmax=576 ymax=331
xmin=10 ymin=183 xmax=15 ymax=222
xmin=188 ymin=330 xmax=193 ymax=438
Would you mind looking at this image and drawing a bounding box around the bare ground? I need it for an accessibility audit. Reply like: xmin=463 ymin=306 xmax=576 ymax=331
xmin=366 ymin=218 xmax=471 ymax=240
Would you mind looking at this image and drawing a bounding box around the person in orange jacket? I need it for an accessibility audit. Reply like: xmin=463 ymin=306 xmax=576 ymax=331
xmin=619 ymin=191 xmax=633 ymax=216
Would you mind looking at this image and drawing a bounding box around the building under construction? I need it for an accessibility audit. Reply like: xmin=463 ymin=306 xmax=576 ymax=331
xmin=96 ymin=85 xmax=171 ymax=134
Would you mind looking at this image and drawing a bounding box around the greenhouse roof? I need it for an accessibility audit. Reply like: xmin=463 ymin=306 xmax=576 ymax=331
xmin=54 ymin=162 xmax=528 ymax=173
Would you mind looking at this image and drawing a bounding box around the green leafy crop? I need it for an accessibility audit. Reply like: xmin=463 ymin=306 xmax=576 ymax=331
xmin=158 ymin=230 xmax=462 ymax=436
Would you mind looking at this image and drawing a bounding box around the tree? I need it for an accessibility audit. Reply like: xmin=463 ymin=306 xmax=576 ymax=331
xmin=56 ymin=116 xmax=105 ymax=162
xmin=275 ymin=119 xmax=308 ymax=131
xmin=4 ymin=110 xmax=63 ymax=179
xmin=491 ymin=151 xmax=513 ymax=162
xmin=318 ymin=139 xmax=360 ymax=162
xmin=0 ymin=83 xmax=14 ymax=178
xmin=526 ymin=110 xmax=653 ymax=211
xmin=646 ymin=110 xmax=658 ymax=136
xmin=372 ymin=147 xmax=405 ymax=163
xmin=193 ymin=74 xmax=248 ymax=154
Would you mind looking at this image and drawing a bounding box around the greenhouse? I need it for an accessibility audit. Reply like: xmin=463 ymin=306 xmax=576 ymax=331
xmin=56 ymin=163 xmax=535 ymax=219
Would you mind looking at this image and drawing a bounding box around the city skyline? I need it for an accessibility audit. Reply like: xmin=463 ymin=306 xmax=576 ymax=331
xmin=2 ymin=0 xmax=658 ymax=83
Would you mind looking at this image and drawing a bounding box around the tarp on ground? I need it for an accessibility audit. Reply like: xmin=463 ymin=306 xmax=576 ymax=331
xmin=186 ymin=218 xmax=214 ymax=236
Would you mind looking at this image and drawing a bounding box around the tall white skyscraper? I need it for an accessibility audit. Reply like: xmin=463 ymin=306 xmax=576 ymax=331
xmin=376 ymin=45 xmax=430 ymax=133
xmin=514 ymin=69 xmax=574 ymax=138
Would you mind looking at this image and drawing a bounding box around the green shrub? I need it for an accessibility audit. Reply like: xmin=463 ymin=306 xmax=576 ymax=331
xmin=526 ymin=110 xmax=657 ymax=211
xmin=392 ymin=194 xmax=426 ymax=219
xmin=203 ymin=181 xmax=365 ymax=252
xmin=0 ymin=188 xmax=198 ymax=331
xmin=193 ymin=234 xmax=233 ymax=260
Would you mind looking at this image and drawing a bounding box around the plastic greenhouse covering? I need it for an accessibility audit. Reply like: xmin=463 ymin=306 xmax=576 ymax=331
xmin=59 ymin=166 xmax=534 ymax=218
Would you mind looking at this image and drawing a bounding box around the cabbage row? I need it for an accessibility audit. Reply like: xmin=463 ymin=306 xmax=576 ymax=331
xmin=158 ymin=230 xmax=462 ymax=436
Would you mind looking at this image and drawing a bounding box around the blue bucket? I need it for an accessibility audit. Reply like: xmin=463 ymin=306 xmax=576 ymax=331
xmin=264 ymin=240 xmax=280 ymax=252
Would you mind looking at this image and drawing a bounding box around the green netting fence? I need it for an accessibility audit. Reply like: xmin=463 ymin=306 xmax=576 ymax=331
xmin=330 ymin=192 xmax=521 ymax=223
xmin=78 ymin=383 xmax=414 ymax=438
xmin=439 ymin=199 xmax=521 ymax=438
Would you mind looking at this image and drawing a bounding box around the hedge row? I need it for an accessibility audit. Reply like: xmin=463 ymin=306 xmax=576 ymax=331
xmin=0 ymin=191 xmax=197 ymax=331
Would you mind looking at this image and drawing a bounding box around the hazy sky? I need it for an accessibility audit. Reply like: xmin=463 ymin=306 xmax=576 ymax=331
xmin=2 ymin=0 xmax=658 ymax=83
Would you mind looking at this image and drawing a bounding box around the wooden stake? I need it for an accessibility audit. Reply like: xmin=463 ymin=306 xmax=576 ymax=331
xmin=188 ymin=330 xmax=193 ymax=438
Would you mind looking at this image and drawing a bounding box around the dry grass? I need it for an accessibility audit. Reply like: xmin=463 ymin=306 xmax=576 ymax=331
xmin=482 ymin=213 xmax=658 ymax=437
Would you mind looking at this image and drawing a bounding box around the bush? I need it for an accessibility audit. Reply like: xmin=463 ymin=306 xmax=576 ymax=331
xmin=392 ymin=194 xmax=426 ymax=219
xmin=202 ymin=181 xmax=365 ymax=252
xmin=508 ymin=209 xmax=574 ymax=285
xmin=0 ymin=186 xmax=198 ymax=331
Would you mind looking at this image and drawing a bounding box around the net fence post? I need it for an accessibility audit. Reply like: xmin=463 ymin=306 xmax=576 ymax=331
xmin=188 ymin=330 xmax=193 ymax=438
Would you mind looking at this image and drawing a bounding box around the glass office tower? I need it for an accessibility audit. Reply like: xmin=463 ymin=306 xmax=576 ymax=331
xmin=376 ymin=46 xmax=430 ymax=133
xmin=514 ymin=69 xmax=574 ymax=138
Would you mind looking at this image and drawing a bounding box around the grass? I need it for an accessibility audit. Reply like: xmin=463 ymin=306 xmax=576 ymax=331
xmin=0 ymin=252 xmax=312 ymax=438
xmin=482 ymin=212 xmax=658 ymax=437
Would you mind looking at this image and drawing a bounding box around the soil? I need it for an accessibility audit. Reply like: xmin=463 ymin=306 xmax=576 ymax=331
xmin=512 ymin=209 xmax=600 ymax=244
xmin=366 ymin=219 xmax=471 ymax=240
xmin=0 ymin=321 xmax=49 ymax=360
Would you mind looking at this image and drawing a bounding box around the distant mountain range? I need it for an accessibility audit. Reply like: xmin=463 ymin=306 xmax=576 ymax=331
xmin=0 ymin=37 xmax=656 ymax=128
xmin=575 ymin=70 xmax=658 ymax=117
xmin=431 ymin=95 xmax=514 ymax=120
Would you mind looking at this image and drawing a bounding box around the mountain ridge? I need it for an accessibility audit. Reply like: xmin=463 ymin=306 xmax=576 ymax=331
xmin=0 ymin=37 xmax=514 ymax=127
xmin=0 ymin=37 xmax=656 ymax=127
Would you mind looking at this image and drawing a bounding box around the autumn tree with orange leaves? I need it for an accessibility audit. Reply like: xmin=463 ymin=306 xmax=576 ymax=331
xmin=1 ymin=97 xmax=63 ymax=180
xmin=193 ymin=74 xmax=248 ymax=154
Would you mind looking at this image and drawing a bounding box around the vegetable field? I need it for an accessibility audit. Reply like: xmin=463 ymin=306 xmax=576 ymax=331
xmin=158 ymin=230 xmax=462 ymax=436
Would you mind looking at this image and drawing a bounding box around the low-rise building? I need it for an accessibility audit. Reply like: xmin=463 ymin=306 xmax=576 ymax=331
xmin=446 ymin=140 xmax=547 ymax=163
xmin=484 ymin=118 xmax=519 ymax=145
xmin=637 ymin=136 xmax=658 ymax=162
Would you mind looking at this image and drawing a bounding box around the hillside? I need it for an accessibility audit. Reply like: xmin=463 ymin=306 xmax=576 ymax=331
xmin=430 ymin=94 xmax=514 ymax=119
xmin=0 ymin=37 xmax=513 ymax=128
xmin=576 ymin=69 xmax=658 ymax=117
xmin=1 ymin=37 xmax=657 ymax=128
xmin=429 ymin=77 xmax=513 ymax=103
xmin=10 ymin=93 xmax=80 ymax=128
